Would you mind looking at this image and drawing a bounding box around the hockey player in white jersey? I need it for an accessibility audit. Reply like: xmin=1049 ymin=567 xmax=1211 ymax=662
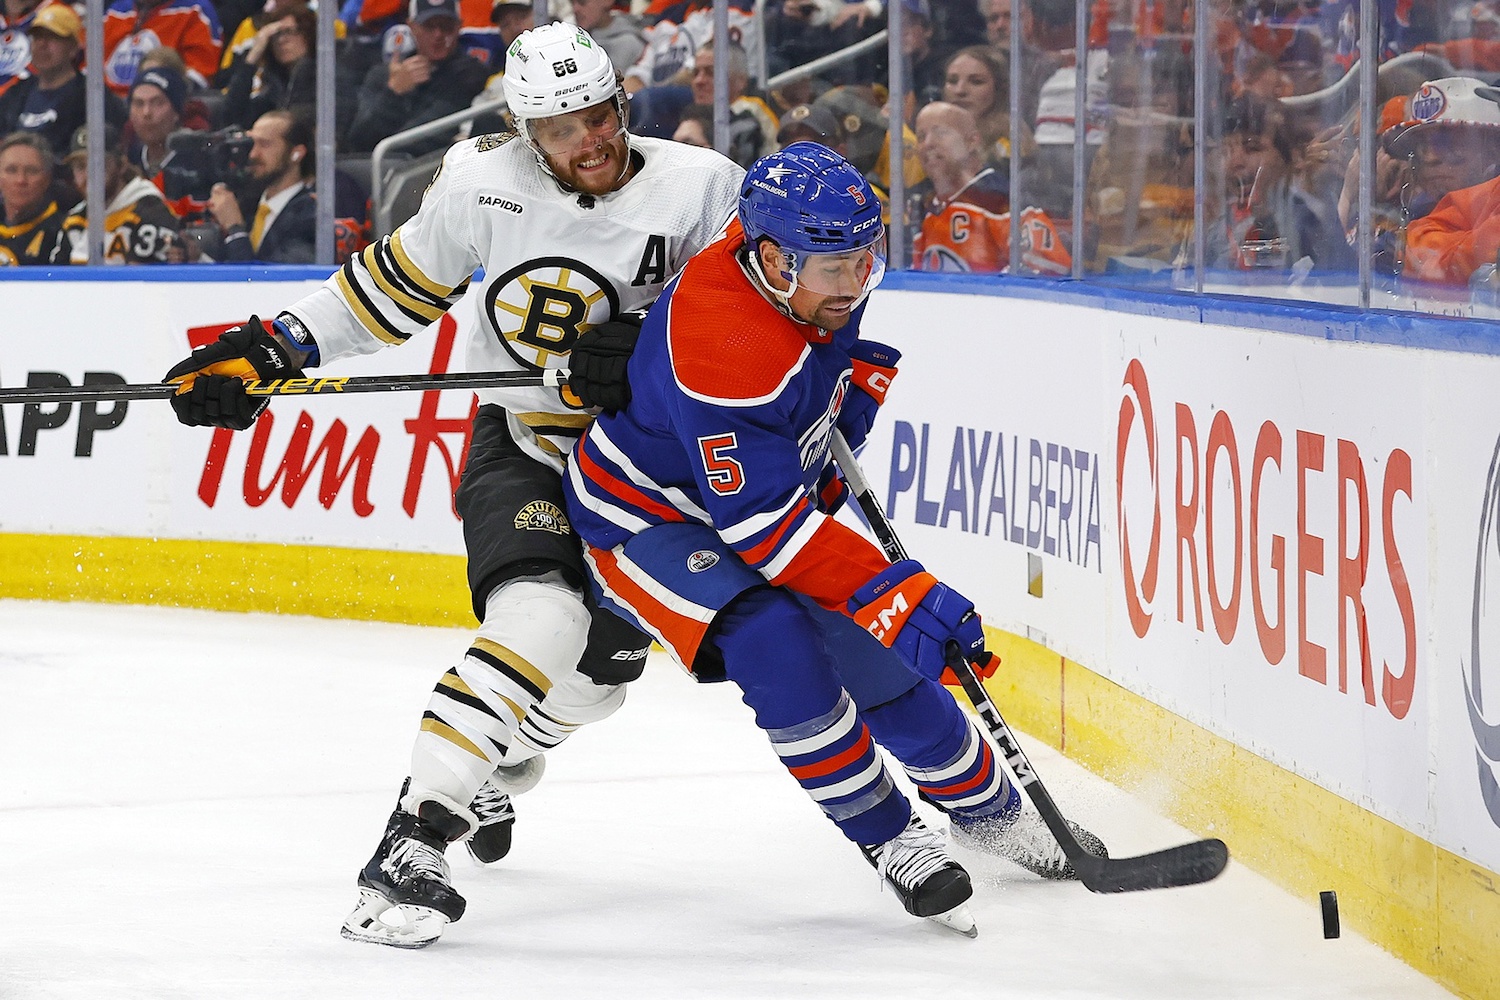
xmin=161 ymin=22 xmax=744 ymax=948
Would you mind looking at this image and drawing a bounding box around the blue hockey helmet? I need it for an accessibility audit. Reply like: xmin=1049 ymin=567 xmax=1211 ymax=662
xmin=739 ymin=142 xmax=885 ymax=298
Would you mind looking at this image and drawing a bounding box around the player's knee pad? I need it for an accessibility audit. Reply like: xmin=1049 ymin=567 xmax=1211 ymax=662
xmin=473 ymin=570 xmax=592 ymax=685
xmin=577 ymin=603 xmax=653 ymax=685
xmin=413 ymin=572 xmax=590 ymax=796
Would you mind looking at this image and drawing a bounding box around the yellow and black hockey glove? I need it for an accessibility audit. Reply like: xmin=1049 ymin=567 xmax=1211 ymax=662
xmin=163 ymin=316 xmax=304 ymax=430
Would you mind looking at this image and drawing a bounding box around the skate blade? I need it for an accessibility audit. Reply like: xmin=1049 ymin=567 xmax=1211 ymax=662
xmin=340 ymin=889 xmax=448 ymax=949
xmin=925 ymin=901 xmax=978 ymax=938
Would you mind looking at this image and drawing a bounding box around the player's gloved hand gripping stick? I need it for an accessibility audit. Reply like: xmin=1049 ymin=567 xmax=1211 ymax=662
xmin=832 ymin=430 xmax=1230 ymax=894
xmin=0 ymin=315 xmax=642 ymax=412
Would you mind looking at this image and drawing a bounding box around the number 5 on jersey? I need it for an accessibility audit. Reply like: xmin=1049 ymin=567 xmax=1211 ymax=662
xmin=698 ymin=432 xmax=745 ymax=496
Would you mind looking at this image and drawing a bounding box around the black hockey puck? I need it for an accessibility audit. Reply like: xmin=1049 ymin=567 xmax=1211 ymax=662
xmin=1320 ymin=890 xmax=1340 ymax=939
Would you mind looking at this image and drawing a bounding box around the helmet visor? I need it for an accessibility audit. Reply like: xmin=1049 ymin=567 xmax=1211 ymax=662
xmin=791 ymin=236 xmax=887 ymax=298
xmin=526 ymin=103 xmax=626 ymax=158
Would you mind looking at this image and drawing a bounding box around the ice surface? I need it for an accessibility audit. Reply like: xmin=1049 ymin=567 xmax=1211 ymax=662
xmin=0 ymin=600 xmax=1454 ymax=999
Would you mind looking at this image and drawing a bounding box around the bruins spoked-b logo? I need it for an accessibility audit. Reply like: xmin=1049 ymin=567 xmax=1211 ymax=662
xmin=1466 ymin=433 xmax=1500 ymax=829
xmin=515 ymin=499 xmax=571 ymax=535
xmin=484 ymin=256 xmax=620 ymax=371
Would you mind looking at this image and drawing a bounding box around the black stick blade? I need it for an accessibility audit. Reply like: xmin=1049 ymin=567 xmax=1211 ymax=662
xmin=1076 ymin=838 xmax=1229 ymax=893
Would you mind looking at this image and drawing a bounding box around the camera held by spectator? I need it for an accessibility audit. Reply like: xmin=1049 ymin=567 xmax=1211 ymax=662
xmin=162 ymin=127 xmax=255 ymax=203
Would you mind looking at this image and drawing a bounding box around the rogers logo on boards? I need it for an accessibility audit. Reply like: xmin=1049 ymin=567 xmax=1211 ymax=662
xmin=1116 ymin=359 xmax=1417 ymax=721
xmin=1464 ymin=435 xmax=1500 ymax=829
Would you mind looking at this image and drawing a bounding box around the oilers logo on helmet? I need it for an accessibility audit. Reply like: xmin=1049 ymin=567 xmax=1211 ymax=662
xmin=483 ymin=256 xmax=621 ymax=375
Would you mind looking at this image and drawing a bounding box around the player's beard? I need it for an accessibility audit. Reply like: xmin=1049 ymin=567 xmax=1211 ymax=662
xmin=553 ymin=135 xmax=632 ymax=197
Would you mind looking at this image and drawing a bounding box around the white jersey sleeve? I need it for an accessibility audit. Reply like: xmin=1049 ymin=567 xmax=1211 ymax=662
xmin=283 ymin=141 xmax=483 ymax=364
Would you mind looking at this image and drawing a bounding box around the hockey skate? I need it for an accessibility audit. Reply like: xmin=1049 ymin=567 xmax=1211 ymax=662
xmin=466 ymin=755 xmax=545 ymax=865
xmin=861 ymin=813 xmax=977 ymax=938
xmin=341 ymin=808 xmax=467 ymax=949
xmin=950 ymin=790 xmax=1108 ymax=881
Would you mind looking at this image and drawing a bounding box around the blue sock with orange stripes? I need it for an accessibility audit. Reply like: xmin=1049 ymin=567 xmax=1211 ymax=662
xmin=862 ymin=679 xmax=1018 ymax=821
xmin=717 ymin=587 xmax=913 ymax=846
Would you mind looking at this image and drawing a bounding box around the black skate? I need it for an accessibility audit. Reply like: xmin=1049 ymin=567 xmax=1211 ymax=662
xmin=951 ymin=797 xmax=1108 ymax=880
xmin=861 ymin=813 xmax=977 ymax=937
xmin=341 ymin=808 xmax=466 ymax=949
xmin=465 ymin=778 xmax=516 ymax=864
xmin=466 ymin=756 xmax=544 ymax=865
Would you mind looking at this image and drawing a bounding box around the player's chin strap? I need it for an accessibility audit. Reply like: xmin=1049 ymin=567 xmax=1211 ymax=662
xmin=743 ymin=244 xmax=801 ymax=316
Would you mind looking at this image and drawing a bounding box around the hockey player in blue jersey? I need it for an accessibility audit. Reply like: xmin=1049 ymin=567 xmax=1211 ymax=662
xmin=564 ymin=143 xmax=1105 ymax=935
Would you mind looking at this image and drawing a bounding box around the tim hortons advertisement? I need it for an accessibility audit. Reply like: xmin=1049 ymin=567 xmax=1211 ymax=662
xmin=0 ymin=278 xmax=466 ymax=555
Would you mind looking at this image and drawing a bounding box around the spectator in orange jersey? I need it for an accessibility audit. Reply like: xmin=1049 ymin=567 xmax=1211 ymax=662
xmin=1396 ymin=78 xmax=1500 ymax=284
xmin=907 ymin=101 xmax=1069 ymax=274
xmin=101 ymin=0 xmax=224 ymax=95
xmin=0 ymin=0 xmax=62 ymax=97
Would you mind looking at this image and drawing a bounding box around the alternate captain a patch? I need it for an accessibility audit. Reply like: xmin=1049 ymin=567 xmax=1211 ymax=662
xmin=515 ymin=499 xmax=571 ymax=534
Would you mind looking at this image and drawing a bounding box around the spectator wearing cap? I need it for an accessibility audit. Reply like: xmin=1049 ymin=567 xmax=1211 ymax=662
xmin=776 ymin=102 xmax=846 ymax=151
xmin=0 ymin=0 xmax=57 ymax=93
xmin=346 ymin=0 xmax=488 ymax=155
xmin=0 ymin=131 xmax=67 ymax=265
xmin=489 ymin=0 xmax=533 ymax=52
xmin=127 ymin=65 xmax=187 ymax=181
xmin=101 ymin=0 xmax=225 ymax=95
xmin=1396 ymin=79 xmax=1500 ymax=285
xmin=0 ymin=4 xmax=128 ymax=165
xmin=570 ymin=0 xmax=646 ymax=75
xmin=59 ymin=123 xmax=180 ymax=264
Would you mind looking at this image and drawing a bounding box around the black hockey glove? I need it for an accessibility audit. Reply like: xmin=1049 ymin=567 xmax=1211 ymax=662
xmin=163 ymin=315 xmax=304 ymax=430
xmin=569 ymin=310 xmax=644 ymax=411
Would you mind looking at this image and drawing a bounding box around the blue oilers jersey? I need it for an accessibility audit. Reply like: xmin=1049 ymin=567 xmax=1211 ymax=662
xmin=565 ymin=219 xmax=891 ymax=611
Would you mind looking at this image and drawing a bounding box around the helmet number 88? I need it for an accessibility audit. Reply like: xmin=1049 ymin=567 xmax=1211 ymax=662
xmin=552 ymin=58 xmax=578 ymax=76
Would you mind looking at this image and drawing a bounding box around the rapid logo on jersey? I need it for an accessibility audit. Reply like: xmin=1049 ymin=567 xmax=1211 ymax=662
xmin=484 ymin=256 xmax=620 ymax=374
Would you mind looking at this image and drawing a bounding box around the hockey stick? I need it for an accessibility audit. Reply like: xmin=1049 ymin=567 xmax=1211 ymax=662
xmin=830 ymin=431 xmax=1229 ymax=893
xmin=0 ymin=369 xmax=566 ymax=405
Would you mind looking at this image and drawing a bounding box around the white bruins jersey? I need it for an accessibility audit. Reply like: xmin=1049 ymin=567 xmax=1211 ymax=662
xmin=287 ymin=133 xmax=745 ymax=470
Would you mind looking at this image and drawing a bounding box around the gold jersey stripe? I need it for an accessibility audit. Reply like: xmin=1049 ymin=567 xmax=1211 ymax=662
xmin=336 ymin=265 xmax=405 ymax=345
xmin=531 ymin=436 xmax=566 ymax=458
xmin=367 ymin=245 xmax=449 ymax=323
xmin=514 ymin=411 xmax=592 ymax=429
xmin=375 ymin=239 xmax=457 ymax=311
xmin=471 ymin=636 xmax=553 ymax=698
xmin=420 ymin=716 xmax=490 ymax=761
xmin=390 ymin=229 xmax=457 ymax=300
xmin=437 ymin=670 xmax=478 ymax=698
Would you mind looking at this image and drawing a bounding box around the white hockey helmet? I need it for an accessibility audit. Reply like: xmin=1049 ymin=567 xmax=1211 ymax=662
xmin=502 ymin=23 xmax=628 ymax=156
